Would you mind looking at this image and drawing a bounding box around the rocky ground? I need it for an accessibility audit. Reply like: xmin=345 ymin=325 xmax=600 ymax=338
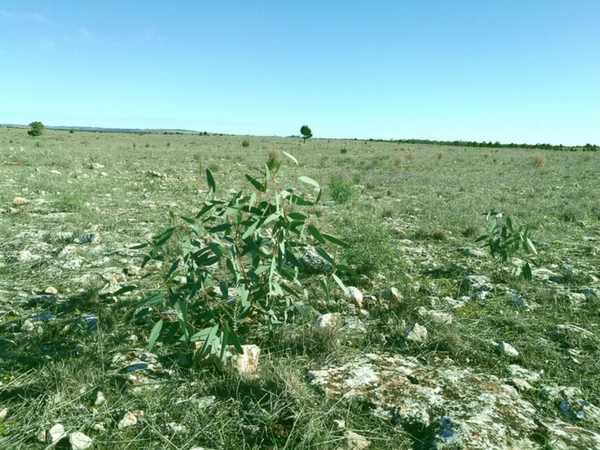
xmin=1 ymin=129 xmax=599 ymax=449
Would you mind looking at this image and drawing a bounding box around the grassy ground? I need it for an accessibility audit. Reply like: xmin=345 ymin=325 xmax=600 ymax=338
xmin=0 ymin=127 xmax=599 ymax=448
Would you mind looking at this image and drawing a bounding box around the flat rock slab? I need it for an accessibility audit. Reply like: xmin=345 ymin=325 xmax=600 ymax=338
xmin=308 ymin=353 xmax=600 ymax=449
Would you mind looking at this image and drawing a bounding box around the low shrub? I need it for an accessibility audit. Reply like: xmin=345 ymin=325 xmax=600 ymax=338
xmin=329 ymin=174 xmax=356 ymax=203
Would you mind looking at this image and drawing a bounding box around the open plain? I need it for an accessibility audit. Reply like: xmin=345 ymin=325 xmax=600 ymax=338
xmin=1 ymin=127 xmax=600 ymax=449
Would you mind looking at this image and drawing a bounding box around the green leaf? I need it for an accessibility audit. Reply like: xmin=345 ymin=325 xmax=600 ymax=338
xmin=206 ymin=169 xmax=216 ymax=192
xmin=288 ymin=212 xmax=307 ymax=221
xmin=153 ymin=227 xmax=176 ymax=247
xmin=113 ymin=285 xmax=137 ymax=296
xmin=335 ymin=264 xmax=355 ymax=274
xmin=282 ymin=151 xmax=298 ymax=165
xmin=315 ymin=187 xmax=322 ymax=204
xmin=192 ymin=325 xmax=219 ymax=359
xmin=307 ymin=225 xmax=326 ymax=244
xmin=196 ymin=202 xmax=217 ymax=218
xmin=525 ymin=237 xmax=537 ymax=255
xmin=219 ymin=327 xmax=229 ymax=361
xmin=294 ymin=303 xmax=310 ymax=318
xmin=228 ymin=328 xmax=244 ymax=354
xmin=164 ymin=258 xmax=181 ymax=282
xmin=130 ymin=242 xmax=149 ymax=250
xmin=522 ymin=262 xmax=533 ymax=281
xmin=163 ymin=322 xmax=180 ymax=345
xmin=137 ymin=292 xmax=167 ymax=308
xmin=320 ymin=278 xmax=329 ymax=301
xmin=290 ymin=194 xmax=313 ymax=206
xmin=208 ymin=242 xmax=223 ymax=258
xmin=322 ymin=233 xmax=349 ymax=248
xmin=147 ymin=319 xmax=163 ymax=351
xmin=208 ymin=223 xmax=232 ymax=233
xmin=180 ymin=216 xmax=195 ymax=224
xmin=241 ymin=220 xmax=259 ymax=240
xmin=245 ymin=174 xmax=265 ymax=192
xmin=299 ymin=176 xmax=319 ymax=188
xmin=332 ymin=273 xmax=349 ymax=296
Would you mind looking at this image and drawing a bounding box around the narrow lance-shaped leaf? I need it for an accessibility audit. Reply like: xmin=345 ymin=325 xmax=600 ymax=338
xmin=245 ymin=174 xmax=265 ymax=192
xmin=282 ymin=151 xmax=298 ymax=165
xmin=206 ymin=168 xmax=216 ymax=192
xmin=299 ymin=176 xmax=320 ymax=188
xmin=194 ymin=325 xmax=219 ymax=359
xmin=525 ymin=237 xmax=537 ymax=255
xmin=147 ymin=319 xmax=163 ymax=351
xmin=322 ymin=233 xmax=349 ymax=248
xmin=332 ymin=273 xmax=349 ymax=296
xmin=113 ymin=285 xmax=137 ymax=296
xmin=153 ymin=227 xmax=176 ymax=248
xmin=137 ymin=292 xmax=167 ymax=308
xmin=522 ymin=262 xmax=533 ymax=281
xmin=307 ymin=225 xmax=326 ymax=244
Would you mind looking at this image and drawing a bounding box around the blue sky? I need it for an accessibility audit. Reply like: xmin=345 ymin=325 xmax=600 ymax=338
xmin=1 ymin=1 xmax=599 ymax=145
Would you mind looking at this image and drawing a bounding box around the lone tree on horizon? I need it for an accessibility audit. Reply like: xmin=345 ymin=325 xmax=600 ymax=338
xmin=28 ymin=121 xmax=44 ymax=137
xmin=300 ymin=125 xmax=312 ymax=143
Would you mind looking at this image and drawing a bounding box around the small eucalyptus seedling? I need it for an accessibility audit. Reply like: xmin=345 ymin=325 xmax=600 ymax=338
xmin=476 ymin=210 xmax=538 ymax=280
xmin=123 ymin=152 xmax=350 ymax=361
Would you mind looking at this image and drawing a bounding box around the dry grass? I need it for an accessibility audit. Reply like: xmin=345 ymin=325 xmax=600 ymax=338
xmin=533 ymin=151 xmax=546 ymax=167
xmin=267 ymin=149 xmax=280 ymax=162
xmin=393 ymin=155 xmax=403 ymax=166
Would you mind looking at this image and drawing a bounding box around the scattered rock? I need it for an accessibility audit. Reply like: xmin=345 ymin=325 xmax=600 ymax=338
xmin=194 ymin=344 xmax=261 ymax=375
xmin=506 ymin=364 xmax=541 ymax=383
xmin=69 ymin=431 xmax=93 ymax=450
xmin=333 ymin=419 xmax=346 ymax=429
xmin=164 ymin=422 xmax=187 ymax=435
xmin=418 ymin=307 xmax=453 ymax=325
xmin=93 ymin=390 xmax=106 ymax=406
xmin=110 ymin=349 xmax=173 ymax=391
xmin=12 ymin=197 xmax=28 ymax=205
xmin=117 ymin=411 xmax=138 ymax=429
xmin=374 ymin=287 xmax=401 ymax=301
xmin=511 ymin=378 xmax=533 ymax=391
xmin=49 ymin=169 xmax=62 ymax=176
xmin=146 ymin=170 xmax=166 ymax=179
xmin=75 ymin=233 xmax=100 ymax=244
xmin=345 ymin=430 xmax=370 ymax=449
xmin=404 ymin=323 xmax=427 ymax=343
xmin=90 ymin=163 xmax=105 ymax=169
xmin=463 ymin=274 xmax=493 ymax=292
xmin=92 ymin=423 xmax=106 ymax=432
xmin=496 ymin=341 xmax=519 ymax=357
xmin=47 ymin=423 xmax=67 ymax=444
xmin=315 ymin=313 xmax=343 ymax=329
xmin=345 ymin=286 xmax=363 ymax=308
xmin=462 ymin=248 xmax=486 ymax=258
xmin=43 ymin=286 xmax=58 ymax=295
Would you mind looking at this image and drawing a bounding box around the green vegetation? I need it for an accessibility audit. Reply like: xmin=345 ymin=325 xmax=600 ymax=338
xmin=242 ymin=138 xmax=250 ymax=148
xmin=27 ymin=121 xmax=44 ymax=136
xmin=328 ymin=173 xmax=356 ymax=203
xmin=131 ymin=155 xmax=348 ymax=359
xmin=300 ymin=125 xmax=312 ymax=142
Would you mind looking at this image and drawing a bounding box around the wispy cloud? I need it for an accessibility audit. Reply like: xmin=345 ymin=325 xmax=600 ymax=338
xmin=0 ymin=10 xmax=53 ymax=24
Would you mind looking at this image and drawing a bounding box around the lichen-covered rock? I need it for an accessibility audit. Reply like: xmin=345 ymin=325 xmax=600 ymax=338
xmin=308 ymin=353 xmax=600 ymax=449
xmin=298 ymin=249 xmax=333 ymax=274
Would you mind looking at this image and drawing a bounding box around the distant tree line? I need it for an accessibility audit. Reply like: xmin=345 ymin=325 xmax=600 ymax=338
xmin=362 ymin=138 xmax=598 ymax=152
